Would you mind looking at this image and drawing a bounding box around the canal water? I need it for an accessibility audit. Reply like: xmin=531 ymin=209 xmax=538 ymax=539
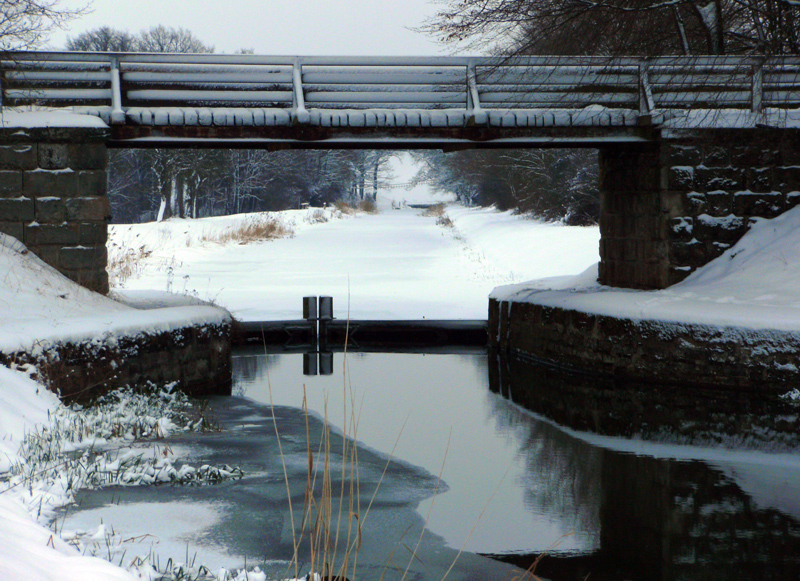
xmin=62 ymin=348 xmax=800 ymax=580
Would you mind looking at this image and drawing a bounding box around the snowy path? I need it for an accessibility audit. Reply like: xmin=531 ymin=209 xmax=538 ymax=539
xmin=115 ymin=206 xmax=600 ymax=321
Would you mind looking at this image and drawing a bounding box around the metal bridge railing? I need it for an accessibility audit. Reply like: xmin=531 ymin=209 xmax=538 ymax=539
xmin=2 ymin=52 xmax=799 ymax=125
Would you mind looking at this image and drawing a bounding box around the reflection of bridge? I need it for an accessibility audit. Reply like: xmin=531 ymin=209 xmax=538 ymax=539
xmin=1 ymin=51 xmax=800 ymax=298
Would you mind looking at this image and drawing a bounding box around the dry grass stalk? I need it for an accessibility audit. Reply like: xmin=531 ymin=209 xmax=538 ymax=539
xmin=201 ymin=215 xmax=293 ymax=245
xmin=334 ymin=201 xmax=357 ymax=215
xmin=306 ymin=209 xmax=329 ymax=224
xmin=357 ymin=199 xmax=378 ymax=214
xmin=436 ymin=215 xmax=454 ymax=228
xmin=107 ymin=245 xmax=152 ymax=287
xmin=421 ymin=203 xmax=447 ymax=217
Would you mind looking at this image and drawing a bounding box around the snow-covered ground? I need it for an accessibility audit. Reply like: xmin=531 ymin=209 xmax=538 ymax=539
xmin=493 ymin=206 xmax=800 ymax=331
xmin=0 ymin=366 xmax=138 ymax=581
xmin=0 ymin=232 xmax=230 ymax=356
xmin=5 ymin=158 xmax=800 ymax=579
xmin=108 ymin=200 xmax=600 ymax=321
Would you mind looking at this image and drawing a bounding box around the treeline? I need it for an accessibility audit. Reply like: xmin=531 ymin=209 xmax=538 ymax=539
xmin=411 ymin=0 xmax=800 ymax=223
xmin=412 ymin=149 xmax=599 ymax=225
xmin=109 ymin=149 xmax=394 ymax=223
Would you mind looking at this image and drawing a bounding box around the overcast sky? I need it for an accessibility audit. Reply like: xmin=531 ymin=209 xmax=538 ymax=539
xmin=47 ymin=0 xmax=458 ymax=56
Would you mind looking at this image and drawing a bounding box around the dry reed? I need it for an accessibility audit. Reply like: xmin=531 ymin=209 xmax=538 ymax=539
xmin=200 ymin=215 xmax=293 ymax=245
xmin=421 ymin=203 xmax=447 ymax=217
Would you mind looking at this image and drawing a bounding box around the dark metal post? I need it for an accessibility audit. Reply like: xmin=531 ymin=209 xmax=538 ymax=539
xmin=303 ymin=296 xmax=334 ymax=376
xmin=303 ymin=296 xmax=318 ymax=347
xmin=318 ymin=296 xmax=333 ymax=350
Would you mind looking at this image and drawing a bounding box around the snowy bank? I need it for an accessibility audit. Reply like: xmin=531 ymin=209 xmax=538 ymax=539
xmin=490 ymin=206 xmax=800 ymax=389
xmin=109 ymin=204 xmax=599 ymax=321
xmin=0 ymin=232 xmax=233 ymax=399
xmin=0 ymin=366 xmax=137 ymax=581
xmin=492 ymin=206 xmax=800 ymax=332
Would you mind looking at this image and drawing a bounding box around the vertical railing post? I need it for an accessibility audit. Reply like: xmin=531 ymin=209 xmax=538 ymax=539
xmin=466 ymin=59 xmax=487 ymax=125
xmin=109 ymin=56 xmax=125 ymax=124
xmin=292 ymin=58 xmax=310 ymax=124
xmin=638 ymin=60 xmax=655 ymax=124
xmin=751 ymin=61 xmax=764 ymax=114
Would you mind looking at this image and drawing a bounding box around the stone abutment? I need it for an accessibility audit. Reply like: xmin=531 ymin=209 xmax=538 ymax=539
xmin=0 ymin=124 xmax=110 ymax=294
xmin=599 ymin=127 xmax=800 ymax=289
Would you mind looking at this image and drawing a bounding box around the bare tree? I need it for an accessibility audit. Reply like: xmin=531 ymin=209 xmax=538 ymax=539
xmin=0 ymin=0 xmax=85 ymax=51
xmin=412 ymin=148 xmax=599 ymax=223
xmin=66 ymin=25 xmax=137 ymax=52
xmin=422 ymin=0 xmax=800 ymax=56
xmin=137 ymin=25 xmax=213 ymax=53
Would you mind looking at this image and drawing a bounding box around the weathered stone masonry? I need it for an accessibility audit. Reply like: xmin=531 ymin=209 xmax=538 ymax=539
xmin=599 ymin=128 xmax=800 ymax=289
xmin=0 ymin=318 xmax=232 ymax=402
xmin=0 ymin=125 xmax=110 ymax=294
xmin=489 ymin=298 xmax=800 ymax=392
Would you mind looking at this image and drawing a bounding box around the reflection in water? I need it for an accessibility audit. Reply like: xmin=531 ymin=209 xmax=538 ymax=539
xmin=491 ymin=351 xmax=800 ymax=580
xmin=483 ymin=393 xmax=603 ymax=550
xmin=64 ymin=350 xmax=800 ymax=580
xmin=233 ymin=348 xmax=599 ymax=555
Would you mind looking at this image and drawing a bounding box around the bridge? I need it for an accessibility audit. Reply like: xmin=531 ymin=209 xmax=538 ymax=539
xmin=1 ymin=52 xmax=800 ymax=297
xmin=3 ymin=52 xmax=799 ymax=146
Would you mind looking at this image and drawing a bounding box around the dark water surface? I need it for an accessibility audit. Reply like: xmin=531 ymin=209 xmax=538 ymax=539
xmin=64 ymin=349 xmax=800 ymax=580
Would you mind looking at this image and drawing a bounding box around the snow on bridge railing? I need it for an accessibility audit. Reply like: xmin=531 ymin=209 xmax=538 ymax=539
xmin=1 ymin=52 xmax=799 ymax=127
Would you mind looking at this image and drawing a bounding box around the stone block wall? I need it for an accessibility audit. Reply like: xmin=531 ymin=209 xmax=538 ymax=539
xmin=489 ymin=297 xmax=800 ymax=392
xmin=0 ymin=126 xmax=110 ymax=294
xmin=598 ymin=144 xmax=666 ymax=288
xmin=0 ymin=319 xmax=232 ymax=402
xmin=599 ymin=128 xmax=800 ymax=289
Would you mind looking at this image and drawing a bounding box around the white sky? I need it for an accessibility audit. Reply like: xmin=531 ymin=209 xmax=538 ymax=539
xmin=47 ymin=0 xmax=457 ymax=56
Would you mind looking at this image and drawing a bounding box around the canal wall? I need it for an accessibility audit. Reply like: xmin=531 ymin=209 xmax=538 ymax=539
xmin=1 ymin=307 xmax=232 ymax=402
xmin=489 ymin=297 xmax=800 ymax=391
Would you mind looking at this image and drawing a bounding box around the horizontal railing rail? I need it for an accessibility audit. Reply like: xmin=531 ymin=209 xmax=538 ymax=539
xmin=2 ymin=52 xmax=799 ymax=126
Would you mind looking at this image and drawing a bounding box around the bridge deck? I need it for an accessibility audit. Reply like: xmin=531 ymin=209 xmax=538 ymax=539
xmin=2 ymin=52 xmax=799 ymax=147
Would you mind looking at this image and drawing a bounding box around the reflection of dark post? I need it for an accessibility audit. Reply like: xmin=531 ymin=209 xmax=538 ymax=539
xmin=303 ymin=352 xmax=318 ymax=376
xmin=319 ymin=351 xmax=334 ymax=375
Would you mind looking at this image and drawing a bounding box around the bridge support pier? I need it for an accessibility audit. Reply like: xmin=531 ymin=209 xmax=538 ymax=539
xmin=598 ymin=128 xmax=800 ymax=290
xmin=0 ymin=124 xmax=110 ymax=294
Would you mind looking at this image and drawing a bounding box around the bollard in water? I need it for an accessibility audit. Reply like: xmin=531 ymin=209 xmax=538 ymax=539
xmin=318 ymin=296 xmax=333 ymax=350
xmin=303 ymin=296 xmax=318 ymax=347
xmin=303 ymin=296 xmax=318 ymax=320
xmin=302 ymin=295 xmax=335 ymax=376
xmin=319 ymin=296 xmax=333 ymax=321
